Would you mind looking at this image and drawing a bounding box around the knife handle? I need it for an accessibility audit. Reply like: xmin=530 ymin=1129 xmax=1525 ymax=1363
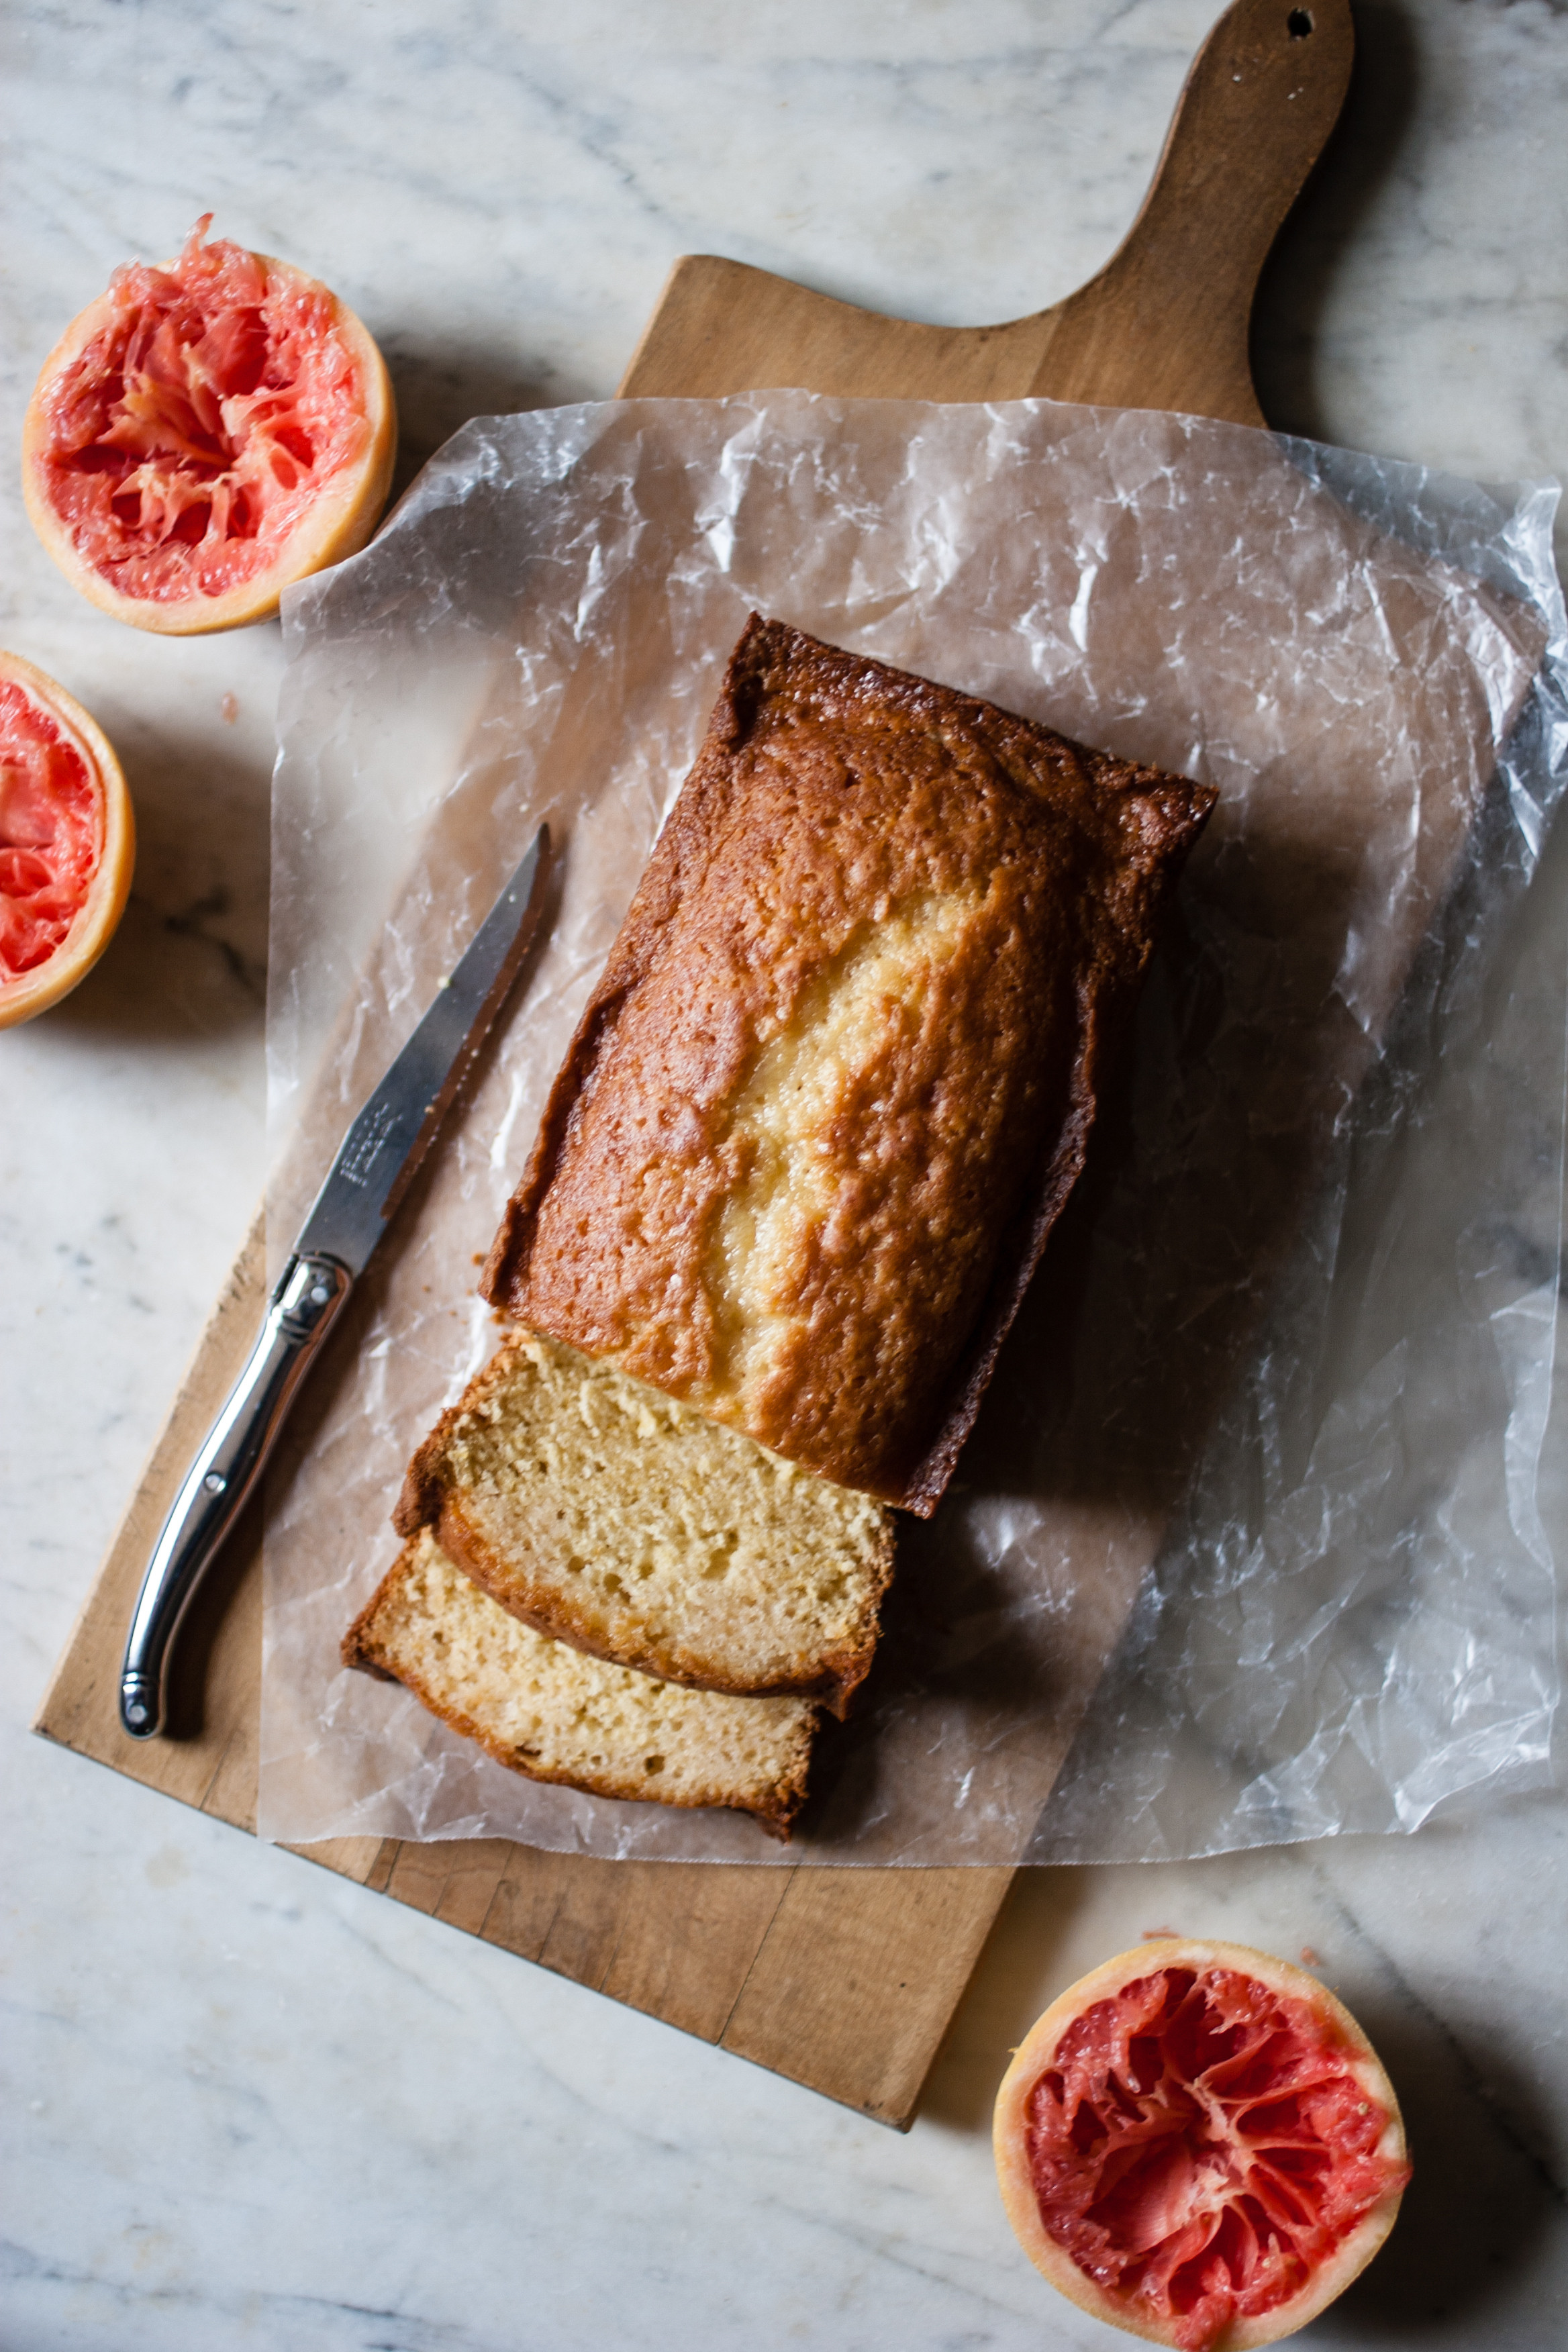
xmin=119 ymin=1253 xmax=353 ymax=1740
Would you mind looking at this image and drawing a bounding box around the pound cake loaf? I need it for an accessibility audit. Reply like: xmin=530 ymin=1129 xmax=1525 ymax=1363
xmin=344 ymin=1527 xmax=819 ymax=1838
xmin=483 ymin=615 xmax=1217 ymax=1510
xmin=395 ymin=1328 xmax=894 ymax=1714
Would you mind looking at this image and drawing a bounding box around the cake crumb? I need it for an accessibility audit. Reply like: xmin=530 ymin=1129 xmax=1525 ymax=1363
xmin=1301 ymin=1945 xmax=1321 ymax=1967
xmin=220 ymin=691 xmax=239 ymax=723
xmin=1142 ymin=1926 xmax=1179 ymax=1940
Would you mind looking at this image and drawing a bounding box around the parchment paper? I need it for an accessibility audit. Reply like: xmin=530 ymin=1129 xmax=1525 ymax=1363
xmin=258 ymin=393 xmax=1566 ymax=1864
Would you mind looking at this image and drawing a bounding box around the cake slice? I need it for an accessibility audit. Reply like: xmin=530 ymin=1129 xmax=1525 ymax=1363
xmin=395 ymin=1330 xmax=894 ymax=1715
xmin=344 ymin=1527 xmax=819 ymax=1838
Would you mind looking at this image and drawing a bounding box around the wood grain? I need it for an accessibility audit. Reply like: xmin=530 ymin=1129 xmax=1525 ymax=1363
xmin=32 ymin=0 xmax=1353 ymax=2130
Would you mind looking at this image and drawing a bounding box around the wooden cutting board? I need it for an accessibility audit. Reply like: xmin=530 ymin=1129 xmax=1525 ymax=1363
xmin=33 ymin=0 xmax=1354 ymax=2131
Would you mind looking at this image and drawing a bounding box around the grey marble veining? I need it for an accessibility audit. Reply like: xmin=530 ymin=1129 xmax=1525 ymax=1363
xmin=3 ymin=3 xmax=1566 ymax=2348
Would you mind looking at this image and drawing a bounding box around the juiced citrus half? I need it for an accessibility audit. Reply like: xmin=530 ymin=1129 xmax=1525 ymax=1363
xmin=993 ymin=1940 xmax=1410 ymax=2351
xmin=0 ymin=654 xmax=135 ymax=1026
xmin=22 ymin=217 xmax=396 ymax=634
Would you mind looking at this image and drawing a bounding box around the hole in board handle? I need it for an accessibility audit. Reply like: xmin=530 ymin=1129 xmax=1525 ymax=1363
xmin=1287 ymin=7 xmax=1314 ymax=35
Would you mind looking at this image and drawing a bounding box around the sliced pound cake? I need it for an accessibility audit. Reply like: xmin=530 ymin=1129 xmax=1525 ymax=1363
xmin=344 ymin=1527 xmax=818 ymax=1838
xmin=395 ymin=1329 xmax=893 ymax=1716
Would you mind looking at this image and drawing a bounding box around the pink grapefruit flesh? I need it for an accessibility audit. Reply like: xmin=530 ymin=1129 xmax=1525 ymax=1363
xmin=23 ymin=217 xmax=395 ymax=633
xmin=0 ymin=654 xmax=135 ymax=1026
xmin=994 ymin=1939 xmax=1410 ymax=2350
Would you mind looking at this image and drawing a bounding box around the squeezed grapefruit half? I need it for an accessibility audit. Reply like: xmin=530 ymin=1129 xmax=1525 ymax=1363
xmin=993 ymin=1939 xmax=1410 ymax=2351
xmin=0 ymin=654 xmax=135 ymax=1026
xmin=22 ymin=218 xmax=396 ymax=634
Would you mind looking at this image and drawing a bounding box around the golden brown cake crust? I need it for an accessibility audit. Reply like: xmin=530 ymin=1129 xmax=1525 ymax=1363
xmin=483 ymin=616 xmax=1216 ymax=1510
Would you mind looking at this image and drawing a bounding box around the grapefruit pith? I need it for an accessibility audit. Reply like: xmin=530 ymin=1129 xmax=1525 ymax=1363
xmin=993 ymin=1940 xmax=1410 ymax=2351
xmin=22 ymin=217 xmax=396 ymax=634
xmin=0 ymin=654 xmax=135 ymax=1027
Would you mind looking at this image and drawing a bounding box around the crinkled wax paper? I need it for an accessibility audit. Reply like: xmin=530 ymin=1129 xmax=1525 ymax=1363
xmin=258 ymin=393 xmax=1567 ymax=1865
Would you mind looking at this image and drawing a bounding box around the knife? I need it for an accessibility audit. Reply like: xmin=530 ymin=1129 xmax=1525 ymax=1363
xmin=119 ymin=824 xmax=550 ymax=1741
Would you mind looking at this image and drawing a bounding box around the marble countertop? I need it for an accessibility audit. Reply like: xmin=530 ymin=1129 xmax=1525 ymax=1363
xmin=4 ymin=3 xmax=1565 ymax=2347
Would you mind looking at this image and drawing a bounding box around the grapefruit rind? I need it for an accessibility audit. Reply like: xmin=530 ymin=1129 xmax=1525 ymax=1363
xmin=0 ymin=653 xmax=135 ymax=1027
xmin=21 ymin=231 xmax=396 ymax=636
xmin=993 ymin=1939 xmax=1409 ymax=2351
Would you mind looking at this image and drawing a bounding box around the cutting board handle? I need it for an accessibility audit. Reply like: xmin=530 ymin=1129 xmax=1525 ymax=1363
xmin=620 ymin=0 xmax=1354 ymax=426
xmin=1040 ymin=0 xmax=1355 ymax=420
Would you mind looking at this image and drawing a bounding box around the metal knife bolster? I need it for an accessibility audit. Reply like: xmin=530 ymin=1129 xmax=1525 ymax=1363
xmin=119 ymin=1253 xmax=352 ymax=1738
